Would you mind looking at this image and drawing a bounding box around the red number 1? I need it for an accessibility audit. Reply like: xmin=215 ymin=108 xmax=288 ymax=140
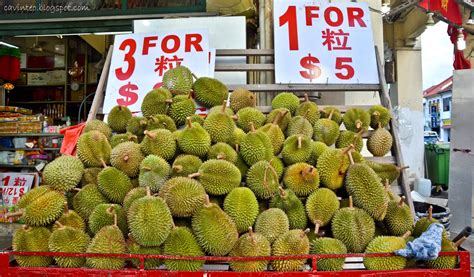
xmin=2 ymin=176 xmax=10 ymax=187
xmin=115 ymin=38 xmax=137 ymax=81
xmin=279 ymin=6 xmax=299 ymax=51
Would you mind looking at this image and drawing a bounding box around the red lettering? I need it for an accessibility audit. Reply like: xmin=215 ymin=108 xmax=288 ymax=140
xmin=19 ymin=188 xmax=24 ymax=195
xmin=185 ymin=34 xmax=203 ymax=52
xmin=324 ymin=7 xmax=344 ymax=27
xmin=162 ymin=35 xmax=180 ymax=54
xmin=115 ymin=38 xmax=136 ymax=81
xmin=142 ymin=36 xmax=158 ymax=55
xmin=305 ymin=6 xmax=319 ymax=26
xmin=335 ymin=57 xmax=354 ymax=80
xmin=2 ymin=176 xmax=10 ymax=186
xmin=347 ymin=7 xmax=366 ymax=27
xmin=279 ymin=5 xmax=299 ymax=51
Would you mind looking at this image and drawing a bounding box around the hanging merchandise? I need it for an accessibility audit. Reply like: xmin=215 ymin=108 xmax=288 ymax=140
xmin=447 ymin=26 xmax=471 ymax=70
xmin=0 ymin=46 xmax=21 ymax=82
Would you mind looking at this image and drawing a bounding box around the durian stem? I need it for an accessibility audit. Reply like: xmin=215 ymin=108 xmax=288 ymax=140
xmin=397 ymin=166 xmax=410 ymax=171
xmin=171 ymin=220 xmax=176 ymax=229
xmin=235 ymin=144 xmax=240 ymax=152
xmin=142 ymin=166 xmax=152 ymax=171
xmin=144 ymin=130 xmax=156 ymax=139
xmin=304 ymin=93 xmax=310 ymax=102
xmin=373 ymin=111 xmax=380 ymax=117
xmin=355 ymin=120 xmax=362 ymax=130
xmin=113 ymin=211 xmax=118 ymax=227
xmin=172 ymin=165 xmax=183 ymax=173
xmin=188 ymin=173 xmax=200 ymax=179
xmin=63 ymin=202 xmax=69 ymax=213
xmin=398 ymin=196 xmax=406 ymax=207
xmin=123 ymin=155 xmax=129 ymax=162
xmin=378 ymin=122 xmax=382 ymax=129
xmin=221 ymin=100 xmax=227 ymax=113
xmin=272 ymin=110 xmax=283 ymax=125
xmin=187 ymin=93 xmax=193 ymax=99
xmin=348 ymin=196 xmax=353 ymax=209
xmin=232 ymin=115 xmax=239 ymax=121
xmin=301 ymin=228 xmax=310 ymax=238
xmin=106 ymin=206 xmax=115 ymax=215
xmin=146 ymin=186 xmax=151 ymax=197
xmin=342 ymin=144 xmax=354 ymax=155
xmin=328 ymin=109 xmax=334 ymax=120
xmin=165 ymin=99 xmax=173 ymax=104
xmin=72 ymin=188 xmax=81 ymax=192
xmin=356 ymin=128 xmax=365 ymax=138
xmin=5 ymin=210 xmax=23 ymax=218
xmin=100 ymin=158 xmax=107 ymax=168
xmin=248 ymin=227 xmax=256 ymax=243
xmin=428 ymin=206 xmax=433 ymax=221
xmin=186 ymin=117 xmax=193 ymax=128
xmin=118 ymin=106 xmax=122 ymax=111
xmin=297 ymin=136 xmax=302 ymax=149
xmin=22 ymin=225 xmax=30 ymax=231
xmin=253 ymin=93 xmax=257 ymax=106
xmin=249 ymin=122 xmax=256 ymax=132
xmin=402 ymin=231 xmax=412 ymax=239
xmin=129 ymin=135 xmax=138 ymax=141
xmin=314 ymin=222 xmax=321 ymax=237
xmin=139 ymin=120 xmax=147 ymax=126
xmin=216 ymin=154 xmax=225 ymax=160
xmin=55 ymin=221 xmax=65 ymax=229
xmin=278 ymin=187 xmax=286 ymax=198
xmin=454 ymin=236 xmax=468 ymax=247
xmin=347 ymin=150 xmax=355 ymax=165
xmin=204 ymin=194 xmax=211 ymax=207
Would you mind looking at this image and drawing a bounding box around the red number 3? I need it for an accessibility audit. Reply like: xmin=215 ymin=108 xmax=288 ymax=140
xmin=335 ymin=57 xmax=354 ymax=80
xmin=115 ymin=38 xmax=137 ymax=81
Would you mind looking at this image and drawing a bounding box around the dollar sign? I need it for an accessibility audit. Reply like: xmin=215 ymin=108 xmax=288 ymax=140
xmin=299 ymin=54 xmax=321 ymax=82
xmin=117 ymin=82 xmax=139 ymax=106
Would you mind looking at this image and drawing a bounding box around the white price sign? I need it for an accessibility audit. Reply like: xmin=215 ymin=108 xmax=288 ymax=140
xmin=104 ymin=30 xmax=214 ymax=114
xmin=274 ymin=1 xmax=379 ymax=84
xmin=0 ymin=173 xmax=36 ymax=207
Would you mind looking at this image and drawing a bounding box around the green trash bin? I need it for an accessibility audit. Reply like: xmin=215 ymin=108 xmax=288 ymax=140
xmin=424 ymin=143 xmax=450 ymax=189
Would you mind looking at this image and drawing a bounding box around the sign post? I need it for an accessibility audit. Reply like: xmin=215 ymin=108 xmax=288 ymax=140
xmin=274 ymin=1 xmax=378 ymax=84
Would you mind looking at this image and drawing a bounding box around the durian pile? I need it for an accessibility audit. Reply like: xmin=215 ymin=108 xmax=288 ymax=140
xmin=10 ymin=65 xmax=460 ymax=272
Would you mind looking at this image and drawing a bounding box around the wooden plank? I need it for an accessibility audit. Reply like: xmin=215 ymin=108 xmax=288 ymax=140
xmin=375 ymin=46 xmax=415 ymax=217
xmin=216 ymin=49 xmax=274 ymax=56
xmin=87 ymin=46 xmax=113 ymax=122
xmin=227 ymin=84 xmax=381 ymax=92
xmin=215 ymin=64 xmax=274 ymax=72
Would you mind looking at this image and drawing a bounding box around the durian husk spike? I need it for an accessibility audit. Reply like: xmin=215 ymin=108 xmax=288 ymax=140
xmin=297 ymin=136 xmax=302 ymax=149
xmin=328 ymin=109 xmax=334 ymax=120
xmin=454 ymin=236 xmax=468 ymax=248
xmin=301 ymin=228 xmax=310 ymax=238
xmin=221 ymin=100 xmax=227 ymax=113
xmin=186 ymin=117 xmax=193 ymax=128
xmin=5 ymin=210 xmax=24 ymax=219
xmin=304 ymin=93 xmax=310 ymax=102
xmin=188 ymin=172 xmax=200 ymax=179
xmin=249 ymin=122 xmax=256 ymax=132
xmin=248 ymin=227 xmax=256 ymax=243
xmin=55 ymin=221 xmax=65 ymax=229
xmin=398 ymin=196 xmax=406 ymax=207
xmin=100 ymin=158 xmax=107 ymax=168
xmin=146 ymin=186 xmax=151 ymax=197
xmin=172 ymin=165 xmax=183 ymax=173
xmin=402 ymin=231 xmax=412 ymax=239
xmin=428 ymin=206 xmax=433 ymax=221
xmin=314 ymin=222 xmax=321 ymax=237
xmin=348 ymin=196 xmax=353 ymax=209
xmin=142 ymin=166 xmax=152 ymax=171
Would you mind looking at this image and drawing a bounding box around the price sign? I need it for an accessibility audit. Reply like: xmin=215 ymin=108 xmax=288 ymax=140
xmin=0 ymin=173 xmax=36 ymax=207
xmin=104 ymin=30 xmax=213 ymax=115
xmin=274 ymin=1 xmax=379 ymax=84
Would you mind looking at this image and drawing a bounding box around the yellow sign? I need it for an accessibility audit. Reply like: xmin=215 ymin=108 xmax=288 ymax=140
xmin=442 ymin=119 xmax=451 ymax=126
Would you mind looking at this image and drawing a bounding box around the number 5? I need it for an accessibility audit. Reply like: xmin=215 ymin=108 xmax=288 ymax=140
xmin=335 ymin=57 xmax=354 ymax=80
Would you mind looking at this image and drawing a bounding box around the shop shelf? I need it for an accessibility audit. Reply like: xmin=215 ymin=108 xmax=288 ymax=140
xmin=0 ymin=251 xmax=469 ymax=276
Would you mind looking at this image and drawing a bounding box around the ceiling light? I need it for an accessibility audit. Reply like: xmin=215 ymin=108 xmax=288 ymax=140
xmin=426 ymin=13 xmax=435 ymax=27
xmin=457 ymin=28 xmax=466 ymax=51
xmin=0 ymin=41 xmax=19 ymax=49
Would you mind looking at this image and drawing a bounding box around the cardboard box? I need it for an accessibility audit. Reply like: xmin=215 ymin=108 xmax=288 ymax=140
xmin=17 ymin=121 xmax=42 ymax=133
xmin=47 ymin=70 xmax=66 ymax=85
xmin=27 ymin=73 xmax=49 ymax=86
xmin=70 ymin=90 xmax=84 ymax=101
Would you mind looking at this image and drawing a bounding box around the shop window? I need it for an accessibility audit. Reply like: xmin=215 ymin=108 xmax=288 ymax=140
xmin=443 ymin=97 xmax=451 ymax=112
